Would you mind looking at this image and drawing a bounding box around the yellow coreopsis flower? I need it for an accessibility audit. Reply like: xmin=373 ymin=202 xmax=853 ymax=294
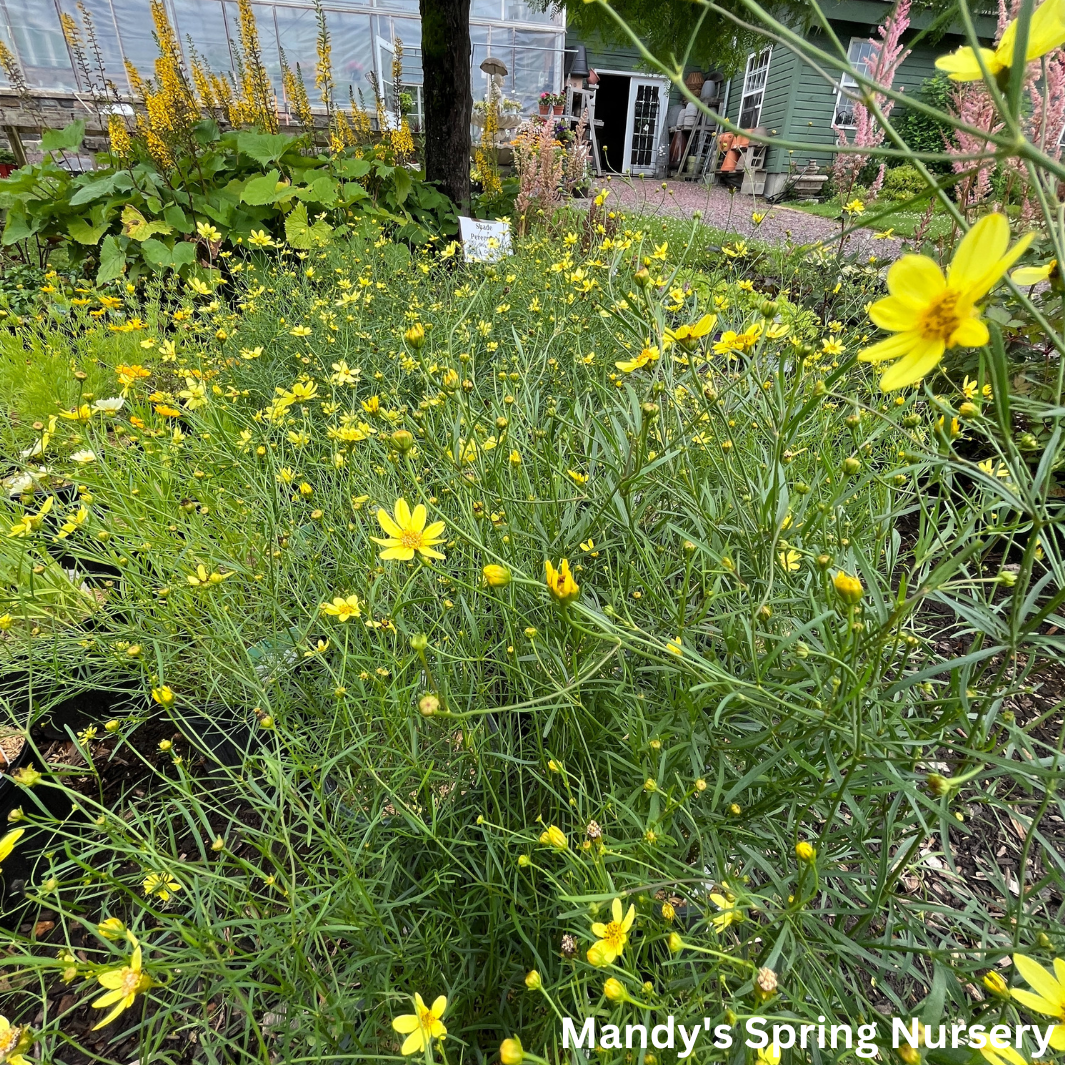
xmin=320 ymin=594 xmax=363 ymax=621
xmin=664 ymin=313 xmax=717 ymax=350
xmin=0 ymin=828 xmax=24 ymax=874
xmin=587 ymin=897 xmax=636 ymax=966
xmin=0 ymin=1014 xmax=31 ymax=1065
xmin=391 ymin=993 xmax=447 ymax=1056
xmin=778 ymin=549 xmax=801 ymax=573
xmin=91 ymin=944 xmax=154 ymax=1029
xmin=8 ymin=495 xmax=53 ymax=538
xmin=709 ymin=890 xmax=740 ymax=932
xmin=936 ymin=0 xmax=1065 ymax=81
xmin=372 ymin=498 xmax=446 ymax=561
xmin=1010 ymin=954 xmax=1065 ymax=1051
xmin=545 ymin=559 xmax=579 ymax=603
xmin=615 ymin=345 xmax=659 ymax=373
xmin=859 ymin=214 xmax=1032 ymax=390
xmin=142 ymin=871 xmax=180 ymax=901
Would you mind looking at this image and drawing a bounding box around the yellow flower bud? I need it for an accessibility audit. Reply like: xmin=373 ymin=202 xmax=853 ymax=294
xmin=483 ymin=564 xmax=512 ymax=588
xmin=524 ymin=970 xmax=542 ymax=990
xmin=404 ymin=322 xmax=426 ymax=349
xmin=500 ymin=1037 xmax=524 ymax=1065
xmin=832 ymin=572 xmax=864 ymax=605
xmin=982 ymin=970 xmax=1008 ymax=997
xmin=603 ymin=977 xmax=627 ymax=1001
xmin=795 ymin=840 xmax=816 ymax=863
xmin=539 ymin=824 xmax=568 ymax=850
xmin=667 ymin=932 xmax=684 ymax=953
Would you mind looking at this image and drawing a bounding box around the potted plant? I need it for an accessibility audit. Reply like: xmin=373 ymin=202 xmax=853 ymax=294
xmin=551 ymin=92 xmax=566 ymax=117
xmin=538 ymin=92 xmax=552 ymax=117
xmin=0 ymin=148 xmax=17 ymax=179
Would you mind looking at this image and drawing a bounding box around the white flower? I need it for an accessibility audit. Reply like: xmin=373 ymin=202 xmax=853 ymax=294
xmin=20 ymin=440 xmax=44 ymax=458
xmin=92 ymin=397 xmax=125 ymax=414
xmin=5 ymin=472 xmax=36 ymax=496
xmin=70 ymin=450 xmax=96 ymax=464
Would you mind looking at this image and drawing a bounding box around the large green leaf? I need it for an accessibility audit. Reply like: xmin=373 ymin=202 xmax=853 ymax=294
xmin=284 ymin=202 xmax=332 ymax=250
xmin=121 ymin=205 xmax=172 ymax=241
xmin=163 ymin=204 xmax=191 ymax=233
xmin=67 ymin=218 xmax=109 ymax=245
xmin=392 ymin=167 xmax=412 ymax=206
xmin=69 ymin=173 xmax=117 ymax=206
xmin=236 ymin=131 xmax=293 ymax=166
xmin=96 ymin=234 xmax=126 ymax=283
xmin=1 ymin=202 xmax=34 ymax=245
xmin=334 ymin=157 xmax=372 ymax=179
xmin=139 ymin=237 xmax=172 ymax=270
xmin=40 ymin=120 xmax=86 ymax=153
xmin=171 ymin=241 xmax=197 ymax=268
xmin=293 ymin=175 xmax=338 ymax=206
xmin=240 ymin=170 xmax=283 ymax=206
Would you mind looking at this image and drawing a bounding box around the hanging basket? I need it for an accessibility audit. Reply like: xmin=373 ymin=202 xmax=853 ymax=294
xmin=684 ymin=71 xmax=705 ymax=94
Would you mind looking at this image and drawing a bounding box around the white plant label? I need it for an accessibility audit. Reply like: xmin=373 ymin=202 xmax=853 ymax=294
xmin=458 ymin=216 xmax=512 ymax=262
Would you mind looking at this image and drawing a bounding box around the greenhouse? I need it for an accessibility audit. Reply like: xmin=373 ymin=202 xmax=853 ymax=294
xmin=0 ymin=0 xmax=566 ymax=117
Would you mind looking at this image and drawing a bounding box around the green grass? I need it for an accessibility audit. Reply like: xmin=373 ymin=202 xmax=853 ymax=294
xmin=785 ymin=195 xmax=957 ymax=242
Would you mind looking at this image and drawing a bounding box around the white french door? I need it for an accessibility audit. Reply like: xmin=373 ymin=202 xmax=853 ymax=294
xmin=622 ymin=77 xmax=667 ymax=176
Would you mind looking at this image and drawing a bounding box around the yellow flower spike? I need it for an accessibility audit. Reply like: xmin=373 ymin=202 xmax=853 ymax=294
xmin=544 ymin=559 xmax=579 ymax=604
xmin=91 ymin=944 xmax=154 ymax=1029
xmin=936 ymin=0 xmax=1065 ymax=81
xmin=371 ymin=498 xmax=446 ymax=562
xmin=391 ymin=993 xmax=447 ymax=1056
xmin=858 ymin=214 xmax=1033 ymax=390
xmin=587 ymin=897 xmax=636 ymax=966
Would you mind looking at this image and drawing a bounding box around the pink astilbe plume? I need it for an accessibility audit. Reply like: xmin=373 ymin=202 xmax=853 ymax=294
xmin=947 ymin=82 xmax=1003 ymax=211
xmin=832 ymin=0 xmax=911 ymax=198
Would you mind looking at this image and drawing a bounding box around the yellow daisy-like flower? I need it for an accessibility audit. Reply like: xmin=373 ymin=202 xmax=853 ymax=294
xmin=587 ymin=897 xmax=636 ymax=966
xmin=778 ymin=549 xmax=801 ymax=573
xmin=615 ymin=345 xmax=659 ymax=373
xmin=391 ymin=993 xmax=447 ymax=1056
xmin=0 ymin=828 xmax=24 ymax=873
xmin=979 ymin=1045 xmax=1029 ymax=1065
xmin=1011 ymin=954 xmax=1065 ymax=1041
xmin=709 ymin=890 xmax=740 ymax=933
xmin=859 ymin=214 xmax=1032 ymax=390
xmin=664 ymin=313 xmax=717 ymax=350
xmin=372 ymin=498 xmax=446 ymax=561
xmin=545 ymin=559 xmax=579 ymax=603
xmin=0 ymin=1014 xmax=31 ymax=1064
xmin=320 ymin=594 xmax=363 ymax=621
xmin=1012 ymin=258 xmax=1058 ymax=286
xmin=142 ymin=871 xmax=181 ymax=901
xmin=936 ymin=0 xmax=1065 ymax=80
xmin=91 ymin=944 xmax=154 ymax=1029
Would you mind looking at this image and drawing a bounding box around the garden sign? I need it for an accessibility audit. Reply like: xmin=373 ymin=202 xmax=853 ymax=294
xmin=458 ymin=216 xmax=512 ymax=263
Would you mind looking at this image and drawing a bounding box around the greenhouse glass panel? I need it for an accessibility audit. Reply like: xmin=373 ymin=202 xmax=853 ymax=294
xmin=512 ymin=28 xmax=557 ymax=105
xmin=56 ymin=0 xmax=126 ymax=86
xmin=109 ymin=0 xmax=160 ymax=79
xmin=471 ymin=0 xmax=501 ymax=18
xmin=223 ymin=2 xmax=283 ymax=96
xmin=504 ymin=1 xmax=556 ymax=23
xmin=373 ymin=0 xmax=418 ymax=11
xmin=325 ymin=11 xmax=373 ymax=103
xmin=1 ymin=0 xmax=76 ymax=90
xmin=173 ymin=0 xmax=234 ymax=76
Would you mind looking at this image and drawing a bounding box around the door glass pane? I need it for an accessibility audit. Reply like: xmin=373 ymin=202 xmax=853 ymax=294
xmin=2 ymin=0 xmax=77 ymax=90
xmin=629 ymin=82 xmax=660 ymax=171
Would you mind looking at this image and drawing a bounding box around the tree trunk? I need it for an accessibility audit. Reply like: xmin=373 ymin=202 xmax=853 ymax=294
xmin=419 ymin=0 xmax=472 ymax=213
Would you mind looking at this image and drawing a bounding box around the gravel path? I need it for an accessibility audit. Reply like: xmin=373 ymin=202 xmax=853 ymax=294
xmin=592 ymin=177 xmax=902 ymax=259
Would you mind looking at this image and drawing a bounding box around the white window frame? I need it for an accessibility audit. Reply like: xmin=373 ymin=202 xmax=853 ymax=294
xmin=737 ymin=47 xmax=771 ymax=129
xmin=833 ymin=37 xmax=876 ymax=128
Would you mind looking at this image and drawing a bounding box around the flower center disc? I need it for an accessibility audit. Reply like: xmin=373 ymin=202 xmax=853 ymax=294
xmin=401 ymin=531 xmax=422 ymax=548
xmin=919 ymin=291 xmax=962 ymax=342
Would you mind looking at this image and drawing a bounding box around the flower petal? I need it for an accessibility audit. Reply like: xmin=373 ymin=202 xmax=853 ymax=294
xmin=1011 ymin=987 xmax=1059 ymax=1016
xmin=611 ymin=897 xmax=623 ymax=924
xmin=887 ymin=255 xmax=945 ymax=303
xmin=868 ymin=295 xmax=920 ymax=332
xmin=858 ymin=331 xmax=921 ymax=365
xmin=431 ymin=995 xmax=447 ymax=1018
xmin=380 ymin=546 xmax=415 ymax=560
xmin=377 ymin=510 xmax=404 ymax=538
xmin=409 ymin=504 xmax=427 ymax=533
xmin=1027 ymin=0 xmax=1065 ymax=60
xmin=400 ymin=1030 xmax=427 ymax=1056
xmin=394 ymin=498 xmax=412 ymax=528
xmin=948 ymin=316 xmax=989 ymax=348
xmin=393 ymin=1014 xmax=420 ymax=1034
xmin=935 ymin=44 xmax=999 ymax=80
xmin=949 ymin=214 xmax=1008 ymax=292
xmin=878 ymin=337 xmax=945 ymax=390
xmin=621 ymin=904 xmax=636 ymax=931
xmin=1011 ymin=263 xmax=1053 ymax=285
xmin=1014 ymin=953 xmax=1064 ymax=1009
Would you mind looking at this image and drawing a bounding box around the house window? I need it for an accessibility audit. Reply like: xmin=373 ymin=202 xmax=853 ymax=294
xmin=738 ymin=48 xmax=771 ymax=128
xmin=833 ymin=38 xmax=876 ymax=128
